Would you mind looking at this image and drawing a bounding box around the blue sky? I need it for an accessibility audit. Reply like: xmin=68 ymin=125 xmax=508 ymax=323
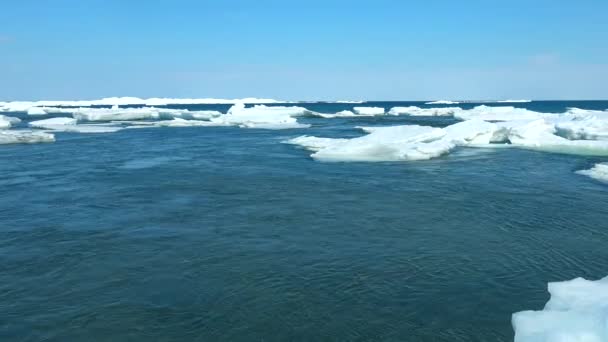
xmin=1 ymin=0 xmax=607 ymax=100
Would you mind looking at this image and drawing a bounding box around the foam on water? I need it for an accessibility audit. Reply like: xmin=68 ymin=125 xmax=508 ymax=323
xmin=512 ymin=276 xmax=608 ymax=342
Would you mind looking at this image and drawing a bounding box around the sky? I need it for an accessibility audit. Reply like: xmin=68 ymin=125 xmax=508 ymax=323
xmin=1 ymin=0 xmax=607 ymax=101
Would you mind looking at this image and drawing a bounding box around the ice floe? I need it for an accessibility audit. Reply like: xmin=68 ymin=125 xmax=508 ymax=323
xmin=0 ymin=115 xmax=21 ymax=129
xmin=388 ymin=106 xmax=462 ymax=116
xmin=203 ymin=103 xmax=311 ymax=129
xmin=286 ymin=119 xmax=500 ymax=162
xmin=28 ymin=117 xmax=122 ymax=133
xmin=287 ymin=112 xmax=608 ymax=162
xmin=0 ymin=130 xmax=55 ymax=144
xmin=512 ymin=276 xmax=608 ymax=342
xmin=577 ymin=163 xmax=608 ymax=183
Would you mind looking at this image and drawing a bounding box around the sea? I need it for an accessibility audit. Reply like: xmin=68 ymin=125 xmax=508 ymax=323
xmin=1 ymin=100 xmax=608 ymax=341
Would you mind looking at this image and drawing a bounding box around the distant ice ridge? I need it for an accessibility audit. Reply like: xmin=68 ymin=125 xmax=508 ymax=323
xmin=0 ymin=97 xmax=282 ymax=113
xmin=388 ymin=106 xmax=461 ymax=116
xmin=512 ymin=276 xmax=608 ymax=342
xmin=577 ymin=163 xmax=608 ymax=183
xmin=495 ymin=99 xmax=532 ymax=103
xmin=425 ymin=100 xmax=460 ymax=105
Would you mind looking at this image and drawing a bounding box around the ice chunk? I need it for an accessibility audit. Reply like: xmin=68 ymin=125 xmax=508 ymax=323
xmin=388 ymin=106 xmax=462 ymax=116
xmin=27 ymin=107 xmax=47 ymax=115
xmin=443 ymin=119 xmax=499 ymax=145
xmin=0 ymin=130 xmax=55 ymax=144
xmin=577 ymin=163 xmax=608 ymax=183
xmin=286 ymin=125 xmax=449 ymax=162
xmin=453 ymin=106 xmax=547 ymax=121
xmin=29 ymin=117 xmax=122 ymax=133
xmin=512 ymin=276 xmax=608 ymax=342
xmin=207 ymin=103 xmax=311 ymax=129
xmin=353 ymin=107 xmax=385 ymax=115
xmin=0 ymin=115 xmax=21 ymax=129
xmin=505 ymin=119 xmax=608 ymax=156
xmin=29 ymin=117 xmax=77 ymax=129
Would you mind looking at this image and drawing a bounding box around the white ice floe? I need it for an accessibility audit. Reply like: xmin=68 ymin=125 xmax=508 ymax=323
xmin=453 ymin=106 xmax=548 ymax=121
xmin=29 ymin=117 xmax=78 ymax=129
xmin=577 ymin=163 xmax=608 ymax=183
xmin=28 ymin=117 xmax=122 ymax=133
xmin=0 ymin=115 xmax=21 ymax=129
xmin=286 ymin=119 xmax=499 ymax=162
xmin=425 ymin=100 xmax=460 ymax=105
xmin=287 ymin=112 xmax=608 ymax=162
xmin=71 ymin=106 xmax=221 ymax=122
xmin=512 ymin=276 xmax=608 ymax=342
xmin=205 ymin=103 xmax=311 ymax=129
xmin=0 ymin=130 xmax=55 ymax=144
xmin=388 ymin=106 xmax=462 ymax=116
xmin=353 ymin=107 xmax=385 ymax=116
xmin=27 ymin=107 xmax=48 ymax=115
xmin=286 ymin=125 xmax=448 ymax=162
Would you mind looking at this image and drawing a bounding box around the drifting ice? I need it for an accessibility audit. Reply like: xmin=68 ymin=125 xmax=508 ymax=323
xmin=577 ymin=163 xmax=608 ymax=183
xmin=0 ymin=130 xmax=55 ymax=144
xmin=0 ymin=115 xmax=21 ymax=129
xmin=512 ymin=276 xmax=608 ymax=342
xmin=353 ymin=107 xmax=385 ymax=115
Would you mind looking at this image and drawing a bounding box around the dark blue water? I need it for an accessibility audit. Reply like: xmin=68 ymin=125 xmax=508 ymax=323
xmin=2 ymin=101 xmax=608 ymax=341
